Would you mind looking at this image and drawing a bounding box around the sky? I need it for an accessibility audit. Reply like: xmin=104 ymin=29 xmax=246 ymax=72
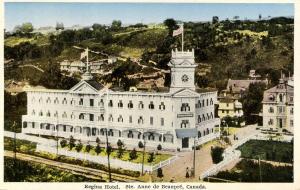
xmin=5 ymin=3 xmax=294 ymax=31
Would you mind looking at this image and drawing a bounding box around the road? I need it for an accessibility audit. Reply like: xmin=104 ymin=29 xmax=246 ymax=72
xmin=5 ymin=151 xmax=141 ymax=182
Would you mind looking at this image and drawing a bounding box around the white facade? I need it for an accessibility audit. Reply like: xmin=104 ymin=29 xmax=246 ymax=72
xmin=22 ymin=49 xmax=220 ymax=151
xmin=262 ymin=79 xmax=294 ymax=133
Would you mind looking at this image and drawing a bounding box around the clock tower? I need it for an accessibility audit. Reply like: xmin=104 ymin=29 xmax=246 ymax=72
xmin=168 ymin=49 xmax=197 ymax=92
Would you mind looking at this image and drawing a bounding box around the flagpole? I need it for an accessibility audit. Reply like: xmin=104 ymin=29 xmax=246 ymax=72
xmin=182 ymin=23 xmax=184 ymax=52
xmin=86 ymin=47 xmax=89 ymax=72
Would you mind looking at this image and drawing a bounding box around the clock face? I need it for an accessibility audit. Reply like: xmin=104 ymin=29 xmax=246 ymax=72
xmin=182 ymin=74 xmax=189 ymax=82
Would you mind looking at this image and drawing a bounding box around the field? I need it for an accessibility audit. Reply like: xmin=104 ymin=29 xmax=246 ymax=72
xmin=237 ymin=139 xmax=293 ymax=163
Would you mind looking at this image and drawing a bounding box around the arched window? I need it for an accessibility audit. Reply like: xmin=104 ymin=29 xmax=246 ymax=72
xmin=46 ymin=97 xmax=51 ymax=104
xmin=128 ymin=131 xmax=134 ymax=138
xmin=54 ymin=97 xmax=59 ymax=104
xmin=62 ymin=112 xmax=67 ymax=118
xmin=118 ymin=100 xmax=123 ymax=108
xmin=138 ymin=101 xmax=144 ymax=109
xmin=109 ymin=114 xmax=113 ymax=122
xmin=128 ymin=100 xmax=133 ymax=109
xmin=159 ymin=102 xmax=165 ymax=110
xmin=54 ymin=111 xmax=58 ymax=117
xmin=108 ymin=100 xmax=113 ymax=107
xmin=70 ymin=99 xmax=75 ymax=105
xmin=46 ymin=111 xmax=51 ymax=117
xmin=210 ymin=98 xmax=214 ymax=105
xmin=198 ymin=131 xmax=202 ymax=138
xmin=198 ymin=115 xmax=201 ymax=123
xmin=62 ymin=98 xmax=67 ymax=104
xmin=149 ymin=101 xmax=154 ymax=109
xmin=210 ymin=112 xmax=214 ymax=119
xmin=39 ymin=111 xmax=43 ymax=116
xmin=181 ymin=103 xmax=190 ymax=112
xmin=202 ymin=100 xmax=205 ymax=107
xmin=118 ymin=115 xmax=123 ymax=122
xmin=71 ymin=112 xmax=75 ymax=119
xmin=138 ymin=116 xmax=144 ymax=124
xmin=99 ymin=99 xmax=104 ymax=107
xmin=207 ymin=99 xmax=209 ymax=106
xmin=181 ymin=120 xmax=189 ymax=128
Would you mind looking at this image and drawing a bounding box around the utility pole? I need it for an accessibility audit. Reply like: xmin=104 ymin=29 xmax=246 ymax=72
xmin=105 ymin=128 xmax=112 ymax=182
xmin=192 ymin=137 xmax=196 ymax=177
xmin=258 ymin=156 xmax=262 ymax=182
xmin=13 ymin=121 xmax=17 ymax=163
xmin=141 ymin=134 xmax=146 ymax=175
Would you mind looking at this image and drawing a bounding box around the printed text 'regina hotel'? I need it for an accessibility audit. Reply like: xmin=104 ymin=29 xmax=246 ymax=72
xmin=21 ymin=48 xmax=220 ymax=151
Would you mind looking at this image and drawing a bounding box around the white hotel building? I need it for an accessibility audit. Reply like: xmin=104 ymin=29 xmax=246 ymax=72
xmin=22 ymin=49 xmax=220 ymax=151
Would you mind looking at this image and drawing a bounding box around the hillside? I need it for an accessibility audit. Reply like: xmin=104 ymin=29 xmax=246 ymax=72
xmin=4 ymin=17 xmax=294 ymax=92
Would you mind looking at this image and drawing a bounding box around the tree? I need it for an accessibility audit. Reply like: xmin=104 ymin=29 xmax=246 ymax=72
xmin=138 ymin=141 xmax=144 ymax=149
xmin=111 ymin=20 xmax=122 ymax=31
xmin=60 ymin=139 xmax=67 ymax=148
xmin=117 ymin=140 xmax=125 ymax=158
xmin=129 ymin=148 xmax=137 ymax=160
xmin=163 ymin=18 xmax=177 ymax=35
xmin=21 ymin=22 xmax=34 ymax=34
xmin=148 ymin=152 xmax=155 ymax=163
xmin=157 ymin=144 xmax=162 ymax=152
xmin=75 ymin=140 xmax=83 ymax=152
xmin=96 ymin=137 xmax=101 ymax=145
xmin=211 ymin=146 xmax=224 ymax=164
xmin=85 ymin=143 xmax=91 ymax=153
xmin=95 ymin=144 xmax=102 ymax=155
xmin=241 ymin=82 xmax=266 ymax=124
xmin=69 ymin=136 xmax=75 ymax=150
xmin=212 ymin=16 xmax=219 ymax=24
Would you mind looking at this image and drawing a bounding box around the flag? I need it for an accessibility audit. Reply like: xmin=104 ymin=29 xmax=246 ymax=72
xmin=173 ymin=24 xmax=183 ymax=37
xmin=80 ymin=48 xmax=88 ymax=59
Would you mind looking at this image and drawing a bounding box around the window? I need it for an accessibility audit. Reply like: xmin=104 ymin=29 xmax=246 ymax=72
xmin=46 ymin=97 xmax=51 ymax=104
xmin=99 ymin=99 xmax=104 ymax=107
xmin=118 ymin=115 xmax=123 ymax=122
xmin=226 ymin=110 xmax=229 ymax=114
xmin=62 ymin=112 xmax=67 ymax=118
xmin=226 ymin=103 xmax=229 ymax=107
xmin=202 ymin=100 xmax=205 ymax=107
xmin=181 ymin=103 xmax=190 ymax=112
xmin=138 ymin=116 xmax=144 ymax=124
xmin=181 ymin=120 xmax=189 ymax=128
xmin=89 ymin=114 xmax=94 ymax=121
xmin=54 ymin=111 xmax=58 ymax=117
xmin=150 ymin=117 xmax=153 ymax=125
xmin=268 ymin=94 xmax=275 ymax=101
xmin=268 ymin=119 xmax=273 ymax=125
xmin=207 ymin=113 xmax=210 ymax=120
xmin=278 ymin=106 xmax=285 ymax=113
xmin=290 ymin=107 xmax=294 ymax=114
xmin=290 ymin=96 xmax=294 ymax=102
xmin=128 ymin=101 xmax=133 ymax=109
xmin=79 ymin=98 xmax=84 ymax=105
xmin=71 ymin=113 xmax=75 ymax=119
xmin=128 ymin=131 xmax=134 ymax=138
xmin=62 ymin=98 xmax=67 ymax=104
xmin=79 ymin=113 xmax=84 ymax=120
xmin=198 ymin=100 xmax=201 ymax=108
xmin=207 ymin=99 xmax=209 ymax=106
xmin=129 ymin=116 xmax=132 ymax=123
xmin=290 ymin=120 xmax=294 ymax=127
xmin=198 ymin=115 xmax=201 ymax=123
xmin=269 ymin=107 xmax=274 ymax=113
xmin=210 ymin=98 xmax=213 ymax=105
xmin=46 ymin=111 xmax=51 ymax=117
xmin=90 ymin=99 xmax=94 ymax=107
xmin=39 ymin=111 xmax=43 ymax=116
xmin=118 ymin=100 xmax=123 ymax=108
xmin=222 ymin=110 xmax=225 ymax=113
xmin=32 ymin=110 xmax=35 ymax=115
xmin=54 ymin=97 xmax=59 ymax=104
xmin=210 ymin=112 xmax=214 ymax=119
xmin=138 ymin=101 xmax=144 ymax=109
xmin=159 ymin=102 xmax=165 ymax=110
xmin=279 ymin=94 xmax=283 ymax=102
xmin=109 ymin=114 xmax=113 ymax=122
xmin=99 ymin=114 xmax=104 ymax=121
xmin=149 ymin=101 xmax=154 ymax=109
xmin=39 ymin=98 xmax=43 ymax=104
xmin=70 ymin=99 xmax=75 ymax=105
xmin=161 ymin=118 xmax=164 ymax=126
xmin=108 ymin=100 xmax=113 ymax=107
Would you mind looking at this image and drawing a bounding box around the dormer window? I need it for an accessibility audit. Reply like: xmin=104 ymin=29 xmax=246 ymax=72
xmin=149 ymin=101 xmax=154 ymax=109
xmin=128 ymin=101 xmax=133 ymax=109
xmin=159 ymin=102 xmax=165 ymax=110
xmin=118 ymin=100 xmax=123 ymax=108
xmin=138 ymin=101 xmax=144 ymax=109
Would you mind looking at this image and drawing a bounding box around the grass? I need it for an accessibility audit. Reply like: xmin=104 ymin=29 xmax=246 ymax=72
xmin=62 ymin=144 xmax=172 ymax=165
xmin=4 ymin=137 xmax=37 ymax=153
xmin=5 ymin=36 xmax=34 ymax=47
xmin=235 ymin=30 xmax=268 ymax=39
xmin=119 ymin=47 xmax=144 ymax=59
xmin=237 ymin=139 xmax=293 ymax=163
xmin=204 ymin=159 xmax=293 ymax=182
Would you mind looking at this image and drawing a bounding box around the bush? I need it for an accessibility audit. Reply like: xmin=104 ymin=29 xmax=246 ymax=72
xmin=60 ymin=139 xmax=67 ymax=148
xmin=138 ymin=141 xmax=144 ymax=149
xmin=85 ymin=144 xmax=92 ymax=153
xmin=157 ymin=144 xmax=162 ymax=151
xmin=129 ymin=148 xmax=137 ymax=160
xmin=69 ymin=136 xmax=75 ymax=150
xmin=75 ymin=141 xmax=83 ymax=152
xmin=95 ymin=144 xmax=102 ymax=155
xmin=96 ymin=137 xmax=101 ymax=144
xmin=211 ymin=146 xmax=224 ymax=164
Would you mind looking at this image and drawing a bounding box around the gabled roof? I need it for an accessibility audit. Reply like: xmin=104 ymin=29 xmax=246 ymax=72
xmin=171 ymin=88 xmax=200 ymax=98
xmin=69 ymin=79 xmax=104 ymax=94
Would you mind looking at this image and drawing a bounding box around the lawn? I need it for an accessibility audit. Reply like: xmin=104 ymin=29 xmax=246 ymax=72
xmin=62 ymin=144 xmax=173 ymax=165
xmin=4 ymin=156 xmax=104 ymax=182
xmin=204 ymin=159 xmax=293 ymax=182
xmin=237 ymin=139 xmax=293 ymax=163
xmin=4 ymin=36 xmax=34 ymax=47
xmin=4 ymin=137 xmax=36 ymax=154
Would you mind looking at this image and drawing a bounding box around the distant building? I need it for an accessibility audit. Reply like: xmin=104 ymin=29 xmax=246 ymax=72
xmin=226 ymin=78 xmax=268 ymax=97
xmin=262 ymin=78 xmax=294 ymax=133
xmin=248 ymin=70 xmax=261 ymax=79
